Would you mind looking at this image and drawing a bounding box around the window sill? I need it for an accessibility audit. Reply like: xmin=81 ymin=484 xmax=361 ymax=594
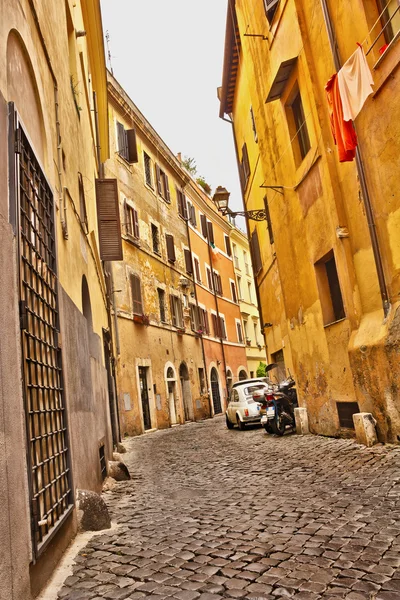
xmin=125 ymin=234 xmax=140 ymax=247
xmin=323 ymin=317 xmax=347 ymax=329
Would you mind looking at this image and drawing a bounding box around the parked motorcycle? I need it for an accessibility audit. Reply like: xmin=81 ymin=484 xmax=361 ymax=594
xmin=253 ymin=365 xmax=298 ymax=436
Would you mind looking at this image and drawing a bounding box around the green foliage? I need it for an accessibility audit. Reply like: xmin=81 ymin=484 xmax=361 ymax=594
xmin=196 ymin=176 xmax=212 ymax=195
xmin=182 ymin=156 xmax=197 ymax=176
xmin=256 ymin=362 xmax=267 ymax=377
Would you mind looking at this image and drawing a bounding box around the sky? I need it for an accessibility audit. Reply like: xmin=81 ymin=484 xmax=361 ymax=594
xmin=100 ymin=0 xmax=244 ymax=223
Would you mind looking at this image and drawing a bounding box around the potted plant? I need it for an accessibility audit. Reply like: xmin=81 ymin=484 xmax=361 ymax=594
xmin=133 ymin=313 xmax=150 ymax=326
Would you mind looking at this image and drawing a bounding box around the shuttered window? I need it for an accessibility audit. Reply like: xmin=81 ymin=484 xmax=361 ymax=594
xmin=187 ymin=201 xmax=197 ymax=227
xmin=158 ymin=288 xmax=166 ymax=322
xmin=241 ymin=143 xmax=250 ymax=189
xmin=236 ymin=321 xmax=243 ymax=343
xmin=184 ymin=249 xmax=193 ymax=274
xmin=263 ymin=0 xmax=280 ymax=23
xmin=199 ymin=308 xmax=210 ymax=334
xmin=213 ymin=272 xmax=223 ymax=296
xmin=220 ymin=317 xmax=227 ymax=340
xmin=156 ymin=164 xmax=170 ymax=202
xmin=250 ymin=229 xmax=262 ymax=275
xmin=200 ymin=214 xmax=208 ymax=237
xmin=211 ymin=314 xmax=220 ymax=338
xmin=211 ymin=314 xmax=227 ymax=339
xmin=177 ymin=189 xmax=188 ymax=219
xmin=151 ymin=224 xmax=160 ymax=254
xmin=144 ymin=152 xmax=153 ymax=188
xmin=117 ymin=122 xmax=138 ymax=163
xmin=95 ymin=179 xmax=123 ymax=261
xmin=170 ymin=295 xmax=183 ymax=328
xmin=206 ymin=267 xmax=213 ymax=291
xmin=194 ymin=258 xmax=201 ymax=283
xmin=224 ymin=235 xmax=232 ymax=256
xmin=131 ymin=274 xmax=143 ymax=315
xmin=231 ymin=281 xmax=238 ymax=303
xmin=125 ymin=202 xmax=140 ymax=240
xmin=190 ymin=305 xmax=200 ymax=331
xmin=166 ymin=234 xmax=176 ymax=263
xmin=207 ymin=221 xmax=215 ymax=244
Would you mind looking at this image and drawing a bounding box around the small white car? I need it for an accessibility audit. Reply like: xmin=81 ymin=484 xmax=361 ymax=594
xmin=226 ymin=381 xmax=268 ymax=430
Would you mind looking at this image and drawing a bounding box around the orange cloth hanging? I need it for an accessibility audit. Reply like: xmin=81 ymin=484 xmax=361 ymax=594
xmin=325 ymin=73 xmax=358 ymax=163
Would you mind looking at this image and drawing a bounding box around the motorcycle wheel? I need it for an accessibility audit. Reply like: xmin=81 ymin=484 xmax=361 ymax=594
xmin=226 ymin=415 xmax=234 ymax=430
xmin=271 ymin=415 xmax=286 ymax=436
xmin=264 ymin=423 xmax=273 ymax=434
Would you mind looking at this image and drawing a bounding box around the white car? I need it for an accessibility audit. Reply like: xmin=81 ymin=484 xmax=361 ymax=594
xmin=226 ymin=381 xmax=268 ymax=430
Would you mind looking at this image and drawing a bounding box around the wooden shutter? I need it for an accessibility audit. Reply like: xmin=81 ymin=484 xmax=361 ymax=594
xmin=250 ymin=229 xmax=262 ymax=275
xmin=164 ymin=174 xmax=171 ymax=203
xmin=166 ymin=234 xmax=176 ymax=262
xmin=225 ymin=236 xmax=232 ymax=256
xmin=207 ymin=268 xmax=213 ymax=290
xmin=242 ymin=143 xmax=250 ymax=183
xmin=184 ymin=249 xmax=193 ymax=274
xmin=212 ymin=314 xmax=220 ymax=338
xmin=190 ymin=204 xmax=197 ymax=227
xmin=214 ymin=273 xmax=222 ymax=296
xmin=194 ymin=258 xmax=201 ymax=282
xmin=131 ymin=274 xmax=143 ymax=315
xmin=155 ymin=164 xmax=163 ymax=195
xmin=117 ymin=122 xmax=128 ymax=160
xmin=177 ymin=189 xmax=183 ymax=217
xmin=220 ymin=317 xmax=227 ymax=340
xmin=170 ymin=295 xmax=177 ymax=326
xmin=207 ymin=221 xmax=214 ymax=244
xmin=203 ymin=310 xmax=210 ymax=334
xmin=96 ymin=179 xmax=123 ymax=261
xmin=237 ymin=322 xmax=243 ymax=343
xmin=124 ymin=201 xmax=131 ymax=235
xmin=200 ymin=214 xmax=208 ymax=237
xmin=132 ymin=208 xmax=140 ymax=239
xmin=127 ymin=129 xmax=139 ymax=163
xmin=231 ymin=281 xmax=237 ymax=303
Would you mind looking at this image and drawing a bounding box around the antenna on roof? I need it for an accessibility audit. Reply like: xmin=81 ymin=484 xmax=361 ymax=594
xmin=105 ymin=30 xmax=114 ymax=76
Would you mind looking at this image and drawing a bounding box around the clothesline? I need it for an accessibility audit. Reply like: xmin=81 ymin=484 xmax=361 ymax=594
xmin=360 ymin=0 xmax=395 ymax=49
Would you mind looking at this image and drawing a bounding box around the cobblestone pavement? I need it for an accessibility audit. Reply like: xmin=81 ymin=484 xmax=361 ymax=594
xmin=58 ymin=417 xmax=400 ymax=600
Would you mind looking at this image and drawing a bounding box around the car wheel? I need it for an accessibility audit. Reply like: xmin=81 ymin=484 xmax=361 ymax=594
xmin=271 ymin=415 xmax=285 ymax=436
xmin=264 ymin=423 xmax=273 ymax=434
xmin=237 ymin=415 xmax=246 ymax=431
xmin=226 ymin=415 xmax=234 ymax=429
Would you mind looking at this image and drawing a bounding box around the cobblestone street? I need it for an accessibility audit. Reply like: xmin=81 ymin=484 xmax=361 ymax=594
xmin=58 ymin=418 xmax=400 ymax=600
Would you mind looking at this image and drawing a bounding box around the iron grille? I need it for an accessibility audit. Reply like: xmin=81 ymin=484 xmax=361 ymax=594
xmin=17 ymin=124 xmax=73 ymax=556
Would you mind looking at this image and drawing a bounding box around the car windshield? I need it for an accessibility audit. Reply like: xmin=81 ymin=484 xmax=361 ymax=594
xmin=244 ymin=384 xmax=266 ymax=395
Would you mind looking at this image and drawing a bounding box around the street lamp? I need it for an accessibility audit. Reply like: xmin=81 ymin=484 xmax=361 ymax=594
xmin=212 ymin=186 xmax=268 ymax=222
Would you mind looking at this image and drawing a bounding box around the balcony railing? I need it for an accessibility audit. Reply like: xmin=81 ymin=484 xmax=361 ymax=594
xmin=366 ymin=0 xmax=400 ymax=66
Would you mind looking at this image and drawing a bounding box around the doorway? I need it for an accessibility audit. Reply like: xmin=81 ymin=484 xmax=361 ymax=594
xmin=138 ymin=366 xmax=152 ymax=430
xmin=166 ymin=366 xmax=178 ymax=425
xmin=210 ymin=367 xmax=222 ymax=414
xmin=180 ymin=362 xmax=193 ymax=421
xmin=239 ymin=369 xmax=248 ymax=381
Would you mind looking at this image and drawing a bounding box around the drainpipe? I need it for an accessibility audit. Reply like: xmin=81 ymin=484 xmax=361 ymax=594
xmin=222 ymin=114 xmax=269 ymax=357
xmin=207 ymin=238 xmax=228 ymax=398
xmin=183 ymin=214 xmax=212 ymax=417
xmin=320 ymin=0 xmax=390 ymax=317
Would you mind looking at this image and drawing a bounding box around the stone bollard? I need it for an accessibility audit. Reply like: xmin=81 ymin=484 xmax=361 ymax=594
xmin=294 ymin=407 xmax=310 ymax=435
xmin=77 ymin=489 xmax=111 ymax=531
xmin=353 ymin=412 xmax=378 ymax=447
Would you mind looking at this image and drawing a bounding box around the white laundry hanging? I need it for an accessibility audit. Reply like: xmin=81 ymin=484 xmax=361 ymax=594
xmin=337 ymin=45 xmax=374 ymax=122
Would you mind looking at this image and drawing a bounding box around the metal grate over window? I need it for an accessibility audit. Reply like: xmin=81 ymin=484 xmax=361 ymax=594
xmin=16 ymin=124 xmax=73 ymax=556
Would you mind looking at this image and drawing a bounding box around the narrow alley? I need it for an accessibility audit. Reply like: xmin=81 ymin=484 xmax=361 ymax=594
xmin=57 ymin=420 xmax=400 ymax=600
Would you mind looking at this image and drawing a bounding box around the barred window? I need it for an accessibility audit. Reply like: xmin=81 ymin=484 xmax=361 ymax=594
xmin=144 ymin=152 xmax=153 ymax=188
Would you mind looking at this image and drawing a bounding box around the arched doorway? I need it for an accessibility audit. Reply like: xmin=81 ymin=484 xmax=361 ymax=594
xmin=210 ymin=368 xmax=222 ymax=414
xmin=179 ymin=363 xmax=193 ymax=421
xmin=166 ymin=366 xmax=178 ymax=425
xmin=226 ymin=369 xmax=233 ymax=397
xmin=239 ymin=369 xmax=248 ymax=381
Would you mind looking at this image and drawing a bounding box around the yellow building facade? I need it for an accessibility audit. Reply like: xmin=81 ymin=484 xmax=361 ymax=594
xmin=220 ymin=0 xmax=400 ymax=442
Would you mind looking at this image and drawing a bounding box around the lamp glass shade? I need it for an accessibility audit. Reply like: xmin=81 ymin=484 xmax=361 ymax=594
xmin=213 ymin=186 xmax=230 ymax=212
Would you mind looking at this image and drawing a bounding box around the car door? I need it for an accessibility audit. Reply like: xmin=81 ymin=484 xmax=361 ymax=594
xmin=229 ymin=389 xmax=239 ymax=421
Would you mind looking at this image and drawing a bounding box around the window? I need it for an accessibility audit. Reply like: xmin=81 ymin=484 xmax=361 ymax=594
xmin=253 ymin=322 xmax=258 ymax=345
xmin=177 ymin=189 xmax=188 ymax=219
xmin=250 ymin=106 xmax=258 ymax=143
xmin=207 ymin=221 xmax=215 ymax=244
xmin=224 ymin=235 xmax=232 ymax=256
xmin=315 ymin=251 xmax=345 ymax=326
xmin=213 ymin=272 xmax=223 ymax=296
xmin=170 ymin=295 xmax=183 ymax=328
xmin=206 ymin=266 xmax=213 ymax=291
xmin=248 ymin=282 xmax=253 ymax=303
xmin=236 ymin=321 xmax=243 ymax=343
xmin=240 ymin=143 xmax=250 ymax=190
xmin=151 ymin=223 xmax=160 ymax=254
xmin=125 ymin=202 xmax=140 ymax=240
xmin=376 ymin=0 xmax=400 ymax=44
xmin=200 ymin=214 xmax=208 ymax=238
xmin=184 ymin=249 xmax=193 ymax=274
xmin=198 ymin=308 xmax=210 ymax=334
xmin=116 ymin=122 xmax=138 ymax=164
xmin=289 ymin=90 xmax=311 ymax=162
xmin=155 ymin=164 xmax=170 ymax=202
xmin=237 ymin=276 xmax=243 ymax=300
xmin=78 ymin=172 xmax=88 ymax=231
xmin=263 ymin=0 xmax=280 ymax=23
xmin=231 ymin=281 xmax=238 ymax=303
xmin=194 ymin=257 xmax=201 ymax=283
xmin=264 ymin=196 xmax=274 ymax=244
xmin=190 ymin=304 xmax=200 ymax=331
xmin=187 ymin=201 xmax=197 ymax=227
xmin=250 ymin=229 xmax=262 ymax=275
xmin=158 ymin=288 xmax=166 ymax=322
xmin=244 ymin=251 xmax=250 ymax=275
xmin=165 ymin=234 xmax=176 ymax=262
xmin=211 ymin=314 xmax=227 ymax=339
xmin=95 ymin=179 xmax=123 ymax=261
xmin=233 ymin=244 xmax=239 ymax=269
xmin=131 ymin=274 xmax=143 ymax=315
xmin=144 ymin=152 xmax=153 ymax=188
xmin=198 ymin=368 xmax=206 ymax=394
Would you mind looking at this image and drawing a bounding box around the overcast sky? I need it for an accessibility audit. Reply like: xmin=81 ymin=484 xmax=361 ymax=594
xmin=100 ymin=0 xmax=244 ymax=222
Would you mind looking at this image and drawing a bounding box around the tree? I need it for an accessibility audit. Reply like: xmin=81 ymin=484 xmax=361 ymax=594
xmin=182 ymin=156 xmax=197 ymax=176
xmin=256 ymin=362 xmax=267 ymax=377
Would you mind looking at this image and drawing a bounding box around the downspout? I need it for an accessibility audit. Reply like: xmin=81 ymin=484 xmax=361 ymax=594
xmin=183 ymin=215 xmax=212 ymax=417
xmin=320 ymin=0 xmax=390 ymax=317
xmin=222 ymin=114 xmax=269 ymax=356
xmin=207 ymin=238 xmax=228 ymax=397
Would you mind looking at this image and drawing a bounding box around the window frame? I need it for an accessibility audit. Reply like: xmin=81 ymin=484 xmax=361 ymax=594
xmin=143 ymin=151 xmax=154 ymax=189
xmin=131 ymin=274 xmax=143 ymax=316
xmin=151 ymin=223 xmax=160 ymax=254
xmin=157 ymin=288 xmax=166 ymax=323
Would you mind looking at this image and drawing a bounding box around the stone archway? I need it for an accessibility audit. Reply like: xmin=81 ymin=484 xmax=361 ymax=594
xmin=226 ymin=369 xmax=233 ymax=396
xmin=179 ymin=362 xmax=193 ymax=422
xmin=239 ymin=369 xmax=248 ymax=381
xmin=165 ymin=364 xmax=178 ymax=425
